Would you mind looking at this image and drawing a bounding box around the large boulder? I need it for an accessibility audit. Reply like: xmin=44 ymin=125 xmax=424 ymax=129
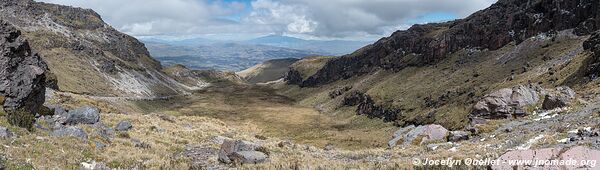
xmin=218 ymin=139 xmax=268 ymax=164
xmin=471 ymin=84 xmax=544 ymax=119
xmin=51 ymin=126 xmax=88 ymax=140
xmin=542 ymin=86 xmax=576 ymax=110
xmin=0 ymin=20 xmax=47 ymax=128
xmin=492 ymin=146 xmax=600 ymax=170
xmin=389 ymin=124 xmax=449 ymax=147
xmin=60 ymin=106 xmax=100 ymax=125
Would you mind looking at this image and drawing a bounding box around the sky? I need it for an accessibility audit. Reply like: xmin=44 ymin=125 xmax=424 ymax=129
xmin=36 ymin=0 xmax=497 ymax=41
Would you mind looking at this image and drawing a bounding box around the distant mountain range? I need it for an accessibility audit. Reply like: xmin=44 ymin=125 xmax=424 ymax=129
xmin=245 ymin=35 xmax=371 ymax=55
xmin=143 ymin=41 xmax=320 ymax=71
xmin=140 ymin=35 xmax=371 ymax=71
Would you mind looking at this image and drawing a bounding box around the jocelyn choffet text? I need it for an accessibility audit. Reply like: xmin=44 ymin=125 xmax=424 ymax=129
xmin=412 ymin=157 xmax=597 ymax=168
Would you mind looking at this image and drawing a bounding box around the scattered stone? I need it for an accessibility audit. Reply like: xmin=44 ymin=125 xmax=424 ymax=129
xmin=229 ymin=151 xmax=268 ymax=164
xmin=149 ymin=125 xmax=165 ymax=133
xmin=181 ymin=145 xmax=223 ymax=169
xmin=93 ymin=123 xmax=114 ymax=140
xmin=218 ymin=139 xmax=266 ymax=164
xmin=35 ymin=116 xmax=56 ymax=131
xmin=556 ymin=86 xmax=576 ymax=98
xmin=0 ymin=126 xmax=15 ymax=139
xmin=45 ymin=104 xmax=67 ymax=116
xmin=51 ymin=126 xmax=88 ymax=140
xmin=493 ymin=146 xmax=600 ymax=170
xmin=466 ymin=126 xmax=480 ymax=135
xmin=62 ymin=106 xmax=100 ymax=125
xmin=567 ymin=127 xmax=599 ymax=143
xmin=95 ymin=141 xmax=106 ymax=150
xmin=542 ymin=86 xmax=576 ymax=110
xmin=448 ymin=131 xmax=469 ymax=142
xmin=81 ymin=161 xmax=110 ymax=170
xmin=593 ymin=139 xmax=600 ymax=149
xmin=115 ymin=120 xmax=132 ymax=131
xmin=131 ymin=138 xmax=151 ymax=149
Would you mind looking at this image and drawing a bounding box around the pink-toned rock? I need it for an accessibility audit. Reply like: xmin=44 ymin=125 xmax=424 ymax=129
xmin=404 ymin=124 xmax=449 ymax=146
xmin=492 ymin=146 xmax=600 ymax=170
xmin=471 ymin=84 xmax=543 ymax=119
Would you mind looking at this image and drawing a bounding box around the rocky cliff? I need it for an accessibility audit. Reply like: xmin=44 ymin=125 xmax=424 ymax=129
xmin=0 ymin=20 xmax=47 ymax=128
xmin=297 ymin=0 xmax=599 ymax=87
xmin=584 ymin=31 xmax=600 ymax=78
xmin=0 ymin=0 xmax=204 ymax=97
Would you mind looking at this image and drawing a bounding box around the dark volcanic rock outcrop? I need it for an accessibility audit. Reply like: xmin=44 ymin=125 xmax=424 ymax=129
xmin=0 ymin=20 xmax=47 ymax=128
xmin=298 ymin=0 xmax=600 ymax=87
xmin=343 ymin=91 xmax=399 ymax=122
xmin=585 ymin=31 xmax=600 ymax=78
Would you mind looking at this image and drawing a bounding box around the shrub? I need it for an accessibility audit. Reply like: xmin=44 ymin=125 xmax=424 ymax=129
xmin=7 ymin=108 xmax=35 ymax=131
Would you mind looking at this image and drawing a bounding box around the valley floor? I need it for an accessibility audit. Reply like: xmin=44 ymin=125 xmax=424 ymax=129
xmin=1 ymin=82 xmax=599 ymax=169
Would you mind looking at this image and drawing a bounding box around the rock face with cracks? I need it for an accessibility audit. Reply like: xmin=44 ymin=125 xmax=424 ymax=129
xmin=471 ymin=84 xmax=544 ymax=119
xmin=296 ymin=0 xmax=600 ymax=87
xmin=0 ymin=20 xmax=47 ymax=128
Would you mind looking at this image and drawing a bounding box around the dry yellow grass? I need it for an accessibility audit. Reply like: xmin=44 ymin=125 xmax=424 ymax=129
xmin=131 ymin=85 xmax=396 ymax=150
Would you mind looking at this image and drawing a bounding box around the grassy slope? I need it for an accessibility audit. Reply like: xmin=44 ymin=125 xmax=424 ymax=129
xmin=277 ymin=31 xmax=590 ymax=130
xmin=132 ymin=85 xmax=396 ymax=150
xmin=237 ymin=58 xmax=299 ymax=83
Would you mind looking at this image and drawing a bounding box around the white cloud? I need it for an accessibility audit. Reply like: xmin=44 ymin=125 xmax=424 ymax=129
xmin=246 ymin=0 xmax=497 ymax=38
xmin=37 ymin=0 xmax=244 ymax=36
xmin=36 ymin=0 xmax=497 ymax=40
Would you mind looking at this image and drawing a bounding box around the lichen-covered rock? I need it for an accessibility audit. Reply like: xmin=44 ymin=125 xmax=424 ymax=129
xmin=51 ymin=126 xmax=88 ymax=140
xmin=60 ymin=106 xmax=100 ymax=125
xmin=492 ymin=146 xmax=600 ymax=170
xmin=218 ymin=139 xmax=267 ymax=164
xmin=388 ymin=125 xmax=415 ymax=148
xmin=115 ymin=120 xmax=132 ymax=131
xmin=471 ymin=84 xmax=544 ymax=119
xmin=0 ymin=20 xmax=47 ymax=128
xmin=389 ymin=124 xmax=449 ymax=147
xmin=93 ymin=122 xmax=114 ymax=141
